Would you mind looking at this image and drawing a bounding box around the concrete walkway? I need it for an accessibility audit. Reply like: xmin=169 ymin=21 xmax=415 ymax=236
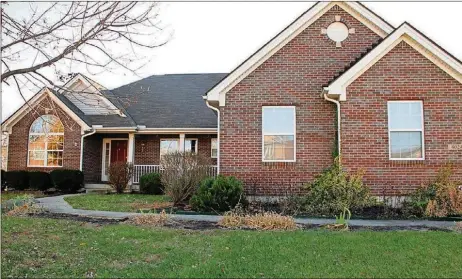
xmin=36 ymin=195 xmax=457 ymax=229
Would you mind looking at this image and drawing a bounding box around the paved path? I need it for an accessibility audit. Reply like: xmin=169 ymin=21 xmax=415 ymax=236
xmin=36 ymin=195 xmax=457 ymax=229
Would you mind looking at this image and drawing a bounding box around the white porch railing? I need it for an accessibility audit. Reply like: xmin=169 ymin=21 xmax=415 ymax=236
xmin=133 ymin=165 xmax=218 ymax=184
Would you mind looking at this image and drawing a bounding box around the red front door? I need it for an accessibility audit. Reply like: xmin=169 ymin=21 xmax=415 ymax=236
xmin=111 ymin=140 xmax=128 ymax=163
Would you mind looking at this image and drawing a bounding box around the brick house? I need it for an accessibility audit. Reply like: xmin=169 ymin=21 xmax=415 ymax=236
xmin=2 ymin=2 xmax=462 ymax=195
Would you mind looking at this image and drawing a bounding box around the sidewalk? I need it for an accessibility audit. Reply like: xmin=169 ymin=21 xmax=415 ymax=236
xmin=36 ymin=194 xmax=457 ymax=229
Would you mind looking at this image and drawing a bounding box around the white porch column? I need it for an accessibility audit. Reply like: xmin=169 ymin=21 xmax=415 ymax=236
xmin=179 ymin=133 xmax=185 ymax=152
xmin=128 ymin=133 xmax=135 ymax=186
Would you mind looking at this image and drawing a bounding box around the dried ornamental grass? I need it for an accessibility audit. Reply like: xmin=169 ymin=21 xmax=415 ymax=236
xmin=127 ymin=210 xmax=170 ymax=226
xmin=219 ymin=212 xmax=297 ymax=231
xmin=454 ymin=222 xmax=462 ymax=232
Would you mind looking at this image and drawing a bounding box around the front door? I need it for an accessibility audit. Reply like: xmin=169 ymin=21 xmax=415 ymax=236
xmin=101 ymin=139 xmax=128 ymax=181
xmin=111 ymin=140 xmax=128 ymax=164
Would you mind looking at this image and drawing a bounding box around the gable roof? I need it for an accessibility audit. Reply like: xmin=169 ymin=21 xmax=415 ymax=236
xmin=2 ymin=73 xmax=227 ymax=131
xmin=110 ymin=73 xmax=227 ymax=129
xmin=204 ymin=1 xmax=395 ymax=106
xmin=1 ymin=87 xmax=91 ymax=134
xmin=326 ymin=22 xmax=462 ymax=100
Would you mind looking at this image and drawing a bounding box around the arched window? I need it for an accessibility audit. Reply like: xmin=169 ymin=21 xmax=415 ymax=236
xmin=28 ymin=115 xmax=64 ymax=167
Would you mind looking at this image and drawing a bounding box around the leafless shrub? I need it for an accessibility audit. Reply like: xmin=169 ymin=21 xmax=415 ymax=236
xmin=108 ymin=162 xmax=134 ymax=194
xmin=160 ymin=152 xmax=211 ymax=205
xmin=126 ymin=210 xmax=169 ymax=226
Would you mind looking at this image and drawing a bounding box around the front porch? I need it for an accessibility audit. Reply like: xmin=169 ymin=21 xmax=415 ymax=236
xmin=82 ymin=131 xmax=218 ymax=189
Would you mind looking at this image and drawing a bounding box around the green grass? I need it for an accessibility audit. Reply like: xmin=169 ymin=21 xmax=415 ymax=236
xmin=64 ymin=193 xmax=171 ymax=212
xmin=2 ymin=216 xmax=462 ymax=278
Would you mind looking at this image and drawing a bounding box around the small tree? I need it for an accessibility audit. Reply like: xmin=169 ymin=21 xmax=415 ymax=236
xmin=160 ymin=152 xmax=211 ymax=205
xmin=108 ymin=162 xmax=134 ymax=194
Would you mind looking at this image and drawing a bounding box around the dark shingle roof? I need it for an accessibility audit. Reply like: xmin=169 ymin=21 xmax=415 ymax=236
xmin=53 ymin=73 xmax=226 ymax=128
xmin=110 ymin=73 xmax=227 ymax=128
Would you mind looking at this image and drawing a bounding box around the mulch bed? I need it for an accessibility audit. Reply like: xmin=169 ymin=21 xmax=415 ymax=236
xmin=21 ymin=212 xmax=454 ymax=232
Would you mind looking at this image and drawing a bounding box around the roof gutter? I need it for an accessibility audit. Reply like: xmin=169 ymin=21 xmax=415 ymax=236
xmin=323 ymin=92 xmax=341 ymax=161
xmin=80 ymin=129 xmax=96 ymax=171
xmin=203 ymin=96 xmax=220 ymax=174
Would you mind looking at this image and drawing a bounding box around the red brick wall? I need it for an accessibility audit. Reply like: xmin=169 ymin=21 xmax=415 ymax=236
xmin=134 ymin=134 xmax=217 ymax=165
xmin=7 ymin=96 xmax=82 ymax=172
xmin=343 ymin=41 xmax=462 ymax=195
xmin=220 ymin=5 xmax=382 ymax=195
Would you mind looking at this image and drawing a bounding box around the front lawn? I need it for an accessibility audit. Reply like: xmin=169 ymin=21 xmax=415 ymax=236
xmin=64 ymin=194 xmax=171 ymax=212
xmin=2 ymin=216 xmax=462 ymax=278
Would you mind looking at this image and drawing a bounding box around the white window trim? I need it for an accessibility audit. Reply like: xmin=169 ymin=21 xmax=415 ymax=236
xmin=211 ymin=138 xmax=218 ymax=158
xmin=262 ymin=106 xmax=296 ymax=162
xmin=387 ymin=101 xmax=425 ymax=161
xmin=27 ymin=116 xmax=64 ymax=168
xmin=185 ymin=138 xmax=199 ymax=153
xmin=160 ymin=138 xmax=180 ymax=160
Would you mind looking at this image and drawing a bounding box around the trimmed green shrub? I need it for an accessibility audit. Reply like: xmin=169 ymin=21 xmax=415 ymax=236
xmin=140 ymin=172 xmax=163 ymax=194
xmin=5 ymin=170 xmax=29 ymax=190
xmin=28 ymin=171 xmax=52 ymax=191
xmin=190 ymin=175 xmax=245 ymax=213
xmin=301 ymin=157 xmax=373 ymax=216
xmin=50 ymin=169 xmax=84 ymax=193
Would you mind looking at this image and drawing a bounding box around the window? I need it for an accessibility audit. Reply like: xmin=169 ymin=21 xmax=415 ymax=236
xmin=160 ymin=138 xmax=198 ymax=159
xmin=388 ymin=101 xmax=424 ymax=160
xmin=160 ymin=139 xmax=179 ymax=158
xmin=262 ymin=106 xmax=296 ymax=162
xmin=28 ymin=115 xmax=64 ymax=167
xmin=185 ymin=139 xmax=198 ymax=153
xmin=211 ymin=138 xmax=218 ymax=158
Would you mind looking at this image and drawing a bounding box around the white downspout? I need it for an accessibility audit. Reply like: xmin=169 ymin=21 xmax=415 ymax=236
xmin=79 ymin=129 xmax=96 ymax=171
xmin=204 ymin=97 xmax=220 ymax=174
xmin=323 ymin=93 xmax=341 ymax=160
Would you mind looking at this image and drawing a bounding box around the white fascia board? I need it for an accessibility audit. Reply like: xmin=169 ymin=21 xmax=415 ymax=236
xmin=1 ymin=88 xmax=48 ymax=133
xmin=136 ymin=128 xmax=217 ymax=135
xmin=206 ymin=1 xmax=394 ymax=106
xmin=327 ymin=23 xmax=462 ymax=101
xmin=1 ymin=88 xmax=91 ymax=134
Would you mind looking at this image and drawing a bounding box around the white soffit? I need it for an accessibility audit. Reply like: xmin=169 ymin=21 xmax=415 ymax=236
xmin=205 ymin=1 xmax=394 ymax=106
xmin=327 ymin=23 xmax=462 ymax=101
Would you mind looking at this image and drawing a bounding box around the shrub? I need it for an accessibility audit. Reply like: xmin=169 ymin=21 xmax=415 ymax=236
xmin=190 ymin=175 xmax=245 ymax=212
xmin=402 ymin=164 xmax=462 ymax=218
xmin=301 ymin=157 xmax=373 ymax=216
xmin=161 ymin=152 xmax=211 ymax=205
xmin=108 ymin=162 xmax=134 ymax=194
xmin=5 ymin=170 xmax=29 ymax=190
xmin=50 ymin=169 xmax=84 ymax=193
xmin=219 ymin=211 xmax=297 ymax=231
xmin=28 ymin=171 xmax=52 ymax=191
xmin=139 ymin=172 xmax=163 ymax=195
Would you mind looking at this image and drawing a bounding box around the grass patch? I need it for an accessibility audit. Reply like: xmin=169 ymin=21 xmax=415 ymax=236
xmin=64 ymin=193 xmax=171 ymax=212
xmin=1 ymin=191 xmax=45 ymax=203
xmin=2 ymin=216 xmax=462 ymax=278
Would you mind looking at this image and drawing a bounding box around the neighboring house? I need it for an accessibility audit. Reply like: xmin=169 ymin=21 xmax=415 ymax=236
xmin=2 ymin=2 xmax=462 ymax=195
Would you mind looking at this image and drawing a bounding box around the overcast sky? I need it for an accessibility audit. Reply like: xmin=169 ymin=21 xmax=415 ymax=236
xmin=2 ymin=1 xmax=462 ymax=120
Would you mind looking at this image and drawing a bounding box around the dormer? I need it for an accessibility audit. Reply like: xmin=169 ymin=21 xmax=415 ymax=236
xmin=58 ymin=74 xmax=124 ymax=116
